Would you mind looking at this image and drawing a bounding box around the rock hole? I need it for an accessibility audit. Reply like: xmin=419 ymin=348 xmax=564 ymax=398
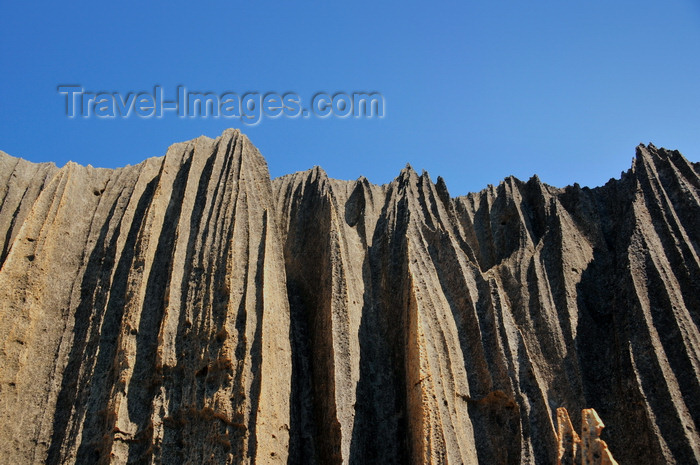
xmin=215 ymin=328 xmax=228 ymax=342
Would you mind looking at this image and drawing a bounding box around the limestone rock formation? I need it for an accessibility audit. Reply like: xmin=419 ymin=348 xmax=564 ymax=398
xmin=0 ymin=128 xmax=699 ymax=464
xmin=556 ymin=407 xmax=618 ymax=465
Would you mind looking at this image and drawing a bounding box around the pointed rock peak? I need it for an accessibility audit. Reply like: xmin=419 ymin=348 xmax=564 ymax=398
xmin=525 ymin=174 xmax=547 ymax=193
xmin=393 ymin=164 xmax=419 ymax=195
xmin=213 ymin=128 xmax=241 ymax=150
xmin=213 ymin=130 xmax=243 ymax=160
xmin=310 ymin=165 xmax=327 ymax=177
xmin=306 ymin=165 xmax=330 ymax=188
xmin=400 ymin=162 xmax=415 ymax=174
xmin=397 ymin=163 xmax=418 ymax=183
xmin=633 ymin=143 xmax=661 ymax=173
xmin=499 ymin=174 xmax=522 ymax=190
xmin=435 ymin=175 xmax=451 ymax=205
xmin=418 ymin=169 xmax=434 ymax=190
xmin=635 ymin=142 xmax=662 ymax=159
xmin=201 ymin=128 xmax=270 ymax=177
xmin=355 ymin=175 xmax=372 ymax=190
xmin=220 ymin=128 xmax=242 ymax=139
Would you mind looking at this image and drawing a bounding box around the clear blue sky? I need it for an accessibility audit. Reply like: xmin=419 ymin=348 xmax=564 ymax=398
xmin=1 ymin=0 xmax=699 ymax=195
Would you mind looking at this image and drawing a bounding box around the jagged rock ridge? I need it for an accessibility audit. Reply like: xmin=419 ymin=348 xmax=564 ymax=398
xmin=0 ymin=128 xmax=698 ymax=464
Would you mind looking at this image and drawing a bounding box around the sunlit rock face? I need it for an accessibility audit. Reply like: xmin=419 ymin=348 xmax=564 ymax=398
xmin=0 ymin=129 xmax=698 ymax=464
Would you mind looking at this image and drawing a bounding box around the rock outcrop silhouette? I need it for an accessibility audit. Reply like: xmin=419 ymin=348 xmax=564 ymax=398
xmin=0 ymin=128 xmax=698 ymax=464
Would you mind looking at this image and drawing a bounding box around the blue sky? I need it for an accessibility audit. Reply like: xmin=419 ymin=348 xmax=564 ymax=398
xmin=1 ymin=0 xmax=699 ymax=195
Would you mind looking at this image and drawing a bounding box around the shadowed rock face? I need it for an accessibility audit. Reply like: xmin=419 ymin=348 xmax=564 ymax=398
xmin=0 ymin=128 xmax=698 ymax=464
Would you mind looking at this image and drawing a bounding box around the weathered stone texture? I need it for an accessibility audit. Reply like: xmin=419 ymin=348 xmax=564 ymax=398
xmin=0 ymin=130 xmax=699 ymax=464
xmin=556 ymin=407 xmax=618 ymax=465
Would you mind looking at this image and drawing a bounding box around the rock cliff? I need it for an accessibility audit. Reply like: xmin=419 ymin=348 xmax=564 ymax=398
xmin=0 ymin=128 xmax=698 ymax=464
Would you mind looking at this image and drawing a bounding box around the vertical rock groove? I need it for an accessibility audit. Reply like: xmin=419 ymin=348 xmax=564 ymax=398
xmin=0 ymin=134 xmax=698 ymax=464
